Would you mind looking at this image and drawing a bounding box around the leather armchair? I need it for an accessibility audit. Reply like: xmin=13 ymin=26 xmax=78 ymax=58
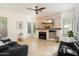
xmin=58 ymin=41 xmax=79 ymax=56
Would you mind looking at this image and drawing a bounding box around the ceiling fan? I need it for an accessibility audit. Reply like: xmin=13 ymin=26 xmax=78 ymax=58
xmin=27 ymin=6 xmax=46 ymax=14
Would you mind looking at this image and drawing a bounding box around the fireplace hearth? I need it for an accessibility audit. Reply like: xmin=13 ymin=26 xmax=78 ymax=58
xmin=39 ymin=32 xmax=46 ymax=40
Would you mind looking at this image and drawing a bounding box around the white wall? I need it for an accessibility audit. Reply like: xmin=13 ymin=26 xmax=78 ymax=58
xmin=23 ymin=14 xmax=36 ymax=38
xmin=0 ymin=8 xmax=37 ymax=41
xmin=0 ymin=9 xmax=29 ymax=41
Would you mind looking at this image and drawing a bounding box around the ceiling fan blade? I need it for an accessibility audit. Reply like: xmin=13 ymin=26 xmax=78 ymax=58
xmin=27 ymin=6 xmax=45 ymax=14
xmin=27 ymin=8 xmax=34 ymax=10
xmin=37 ymin=7 xmax=45 ymax=10
xmin=39 ymin=10 xmax=42 ymax=12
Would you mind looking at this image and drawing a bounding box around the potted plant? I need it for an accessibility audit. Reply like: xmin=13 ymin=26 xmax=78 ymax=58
xmin=67 ymin=30 xmax=74 ymax=37
xmin=66 ymin=30 xmax=76 ymax=42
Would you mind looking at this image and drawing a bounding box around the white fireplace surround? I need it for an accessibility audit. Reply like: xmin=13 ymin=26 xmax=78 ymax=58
xmin=37 ymin=29 xmax=60 ymax=41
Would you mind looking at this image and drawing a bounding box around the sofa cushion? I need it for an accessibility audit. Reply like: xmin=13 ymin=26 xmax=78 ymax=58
xmin=6 ymin=42 xmax=18 ymax=47
xmin=0 ymin=45 xmax=9 ymax=52
xmin=0 ymin=41 xmax=5 ymax=46
xmin=66 ymin=47 xmax=78 ymax=56
xmin=1 ymin=39 xmax=11 ymax=43
xmin=58 ymin=45 xmax=78 ymax=56
xmin=3 ymin=45 xmax=28 ymax=56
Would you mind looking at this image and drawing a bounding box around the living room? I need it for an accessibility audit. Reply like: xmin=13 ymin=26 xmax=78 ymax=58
xmin=0 ymin=3 xmax=79 ymax=56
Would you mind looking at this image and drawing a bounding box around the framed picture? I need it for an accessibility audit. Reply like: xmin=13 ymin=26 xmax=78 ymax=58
xmin=16 ymin=21 xmax=23 ymax=30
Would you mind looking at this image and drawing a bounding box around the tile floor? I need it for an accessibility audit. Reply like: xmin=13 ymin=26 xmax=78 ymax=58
xmin=18 ymin=37 xmax=60 ymax=56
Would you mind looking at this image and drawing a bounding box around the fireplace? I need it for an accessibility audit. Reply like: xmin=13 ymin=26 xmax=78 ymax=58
xmin=39 ymin=32 xmax=46 ymax=39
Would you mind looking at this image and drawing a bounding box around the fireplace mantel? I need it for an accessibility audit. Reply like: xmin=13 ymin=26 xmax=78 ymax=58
xmin=36 ymin=27 xmax=61 ymax=30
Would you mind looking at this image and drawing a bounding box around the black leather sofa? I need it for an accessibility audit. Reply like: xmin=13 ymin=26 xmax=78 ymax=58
xmin=58 ymin=41 xmax=79 ymax=56
xmin=0 ymin=40 xmax=28 ymax=56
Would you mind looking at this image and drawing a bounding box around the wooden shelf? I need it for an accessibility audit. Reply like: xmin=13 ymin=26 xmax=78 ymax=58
xmin=36 ymin=27 xmax=61 ymax=30
xmin=50 ymin=27 xmax=61 ymax=30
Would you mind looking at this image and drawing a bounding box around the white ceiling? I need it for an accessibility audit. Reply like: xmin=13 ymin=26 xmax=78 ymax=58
xmin=0 ymin=3 xmax=78 ymax=15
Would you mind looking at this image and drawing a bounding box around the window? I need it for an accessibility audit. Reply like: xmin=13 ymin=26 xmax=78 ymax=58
xmin=33 ymin=23 xmax=36 ymax=33
xmin=27 ymin=22 xmax=31 ymax=34
xmin=0 ymin=17 xmax=7 ymax=37
xmin=63 ymin=16 xmax=74 ymax=36
xmin=27 ymin=22 xmax=36 ymax=34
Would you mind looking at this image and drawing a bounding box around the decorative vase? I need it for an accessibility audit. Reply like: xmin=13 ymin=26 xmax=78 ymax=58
xmin=17 ymin=32 xmax=23 ymax=42
xmin=18 ymin=37 xmax=23 ymax=42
